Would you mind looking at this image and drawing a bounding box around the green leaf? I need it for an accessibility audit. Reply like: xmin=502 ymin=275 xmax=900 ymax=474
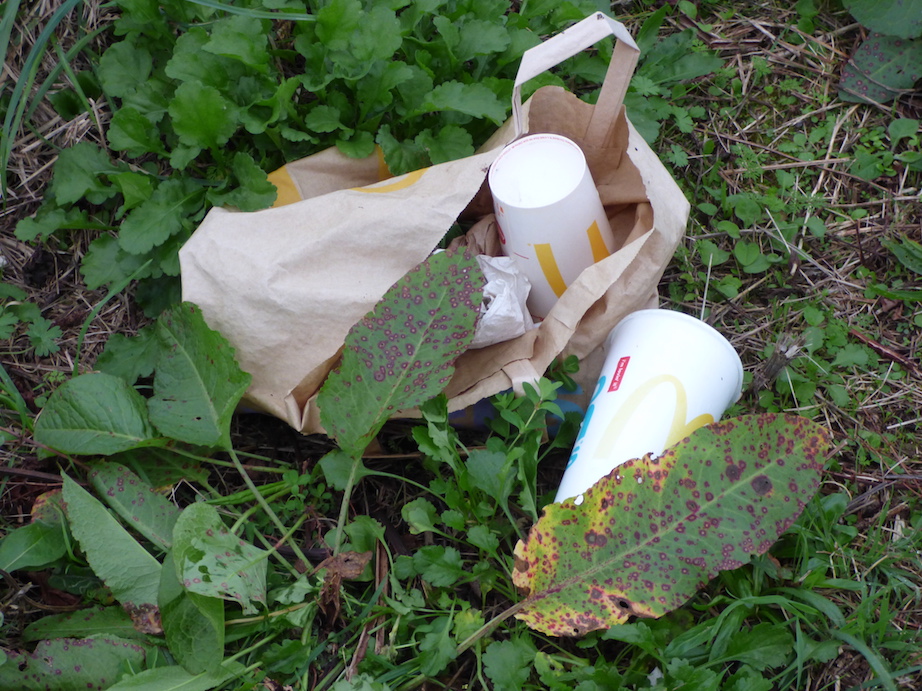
xmin=160 ymin=551 xmax=225 ymax=674
xmin=717 ymin=622 xmax=794 ymax=670
xmin=118 ymin=178 xmax=202 ymax=255
xmin=49 ymin=141 xmax=117 ymax=205
xmin=696 ymin=239 xmax=731 ymax=266
xmin=881 ymin=235 xmax=922 ymax=275
xmin=81 ymin=234 xmax=153 ymax=290
xmin=26 ymin=316 xmax=62 ymax=356
xmin=315 ymin=0 xmax=362 ymax=50
xmin=413 ymin=545 xmax=464 ymax=587
xmin=418 ymin=616 xmax=457 ymax=676
xmin=401 ymin=497 xmax=441 ymax=534
xmin=168 ymin=80 xmax=239 ymax=150
xmin=0 ymin=636 xmax=147 ymax=691
xmin=483 ymin=637 xmax=538 ymax=691
xmin=207 ymin=152 xmax=277 ymax=212
xmin=15 ymin=205 xmax=88 ymax=243
xmin=172 ymin=502 xmax=267 ymax=614
xmin=889 ymin=118 xmax=920 ymax=144
xmin=415 ymin=125 xmax=474 ymax=165
xmin=105 ymin=662 xmax=245 ymax=691
xmin=0 ymin=520 xmax=67 ymax=571
xmin=202 ymin=15 xmax=270 ymax=71
xmin=22 ymin=606 xmax=138 ymax=643
xmin=95 ymin=326 xmax=162 ymax=384
xmin=107 ymin=106 xmax=166 ymax=157
xmin=465 ymin=448 xmax=511 ymax=504
xmin=148 ymin=303 xmax=252 ymax=449
xmin=843 ymin=0 xmax=922 ymax=39
xmin=421 ymin=81 xmax=507 ymax=124
xmin=831 ymin=343 xmax=869 ymax=368
xmin=304 ymin=104 xmax=348 ymax=134
xmin=839 ymin=34 xmax=922 ymax=104
xmin=88 ymin=461 xmax=180 ymax=551
xmin=512 ymin=414 xmax=829 ymax=636
xmin=318 ymin=449 xmax=371 ymax=490
xmin=62 ymin=473 xmax=162 ymax=623
xmin=34 ymin=373 xmax=161 ymax=455
xmin=97 ymin=38 xmax=153 ymax=99
xmin=318 ymin=249 xmax=484 ymax=458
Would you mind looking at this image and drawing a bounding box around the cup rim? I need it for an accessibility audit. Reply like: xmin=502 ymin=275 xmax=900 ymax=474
xmin=488 ymin=133 xmax=587 ymax=210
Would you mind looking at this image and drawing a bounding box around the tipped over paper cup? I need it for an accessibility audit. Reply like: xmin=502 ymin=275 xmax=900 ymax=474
xmin=488 ymin=133 xmax=615 ymax=318
xmin=555 ymin=309 xmax=744 ymax=503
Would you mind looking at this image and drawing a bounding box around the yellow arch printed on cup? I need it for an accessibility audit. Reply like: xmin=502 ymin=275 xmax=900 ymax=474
xmin=592 ymin=374 xmax=714 ymax=460
xmin=586 ymin=219 xmax=612 ymax=263
xmin=534 ymin=220 xmax=613 ymax=299
xmin=534 ymin=243 xmax=568 ymax=297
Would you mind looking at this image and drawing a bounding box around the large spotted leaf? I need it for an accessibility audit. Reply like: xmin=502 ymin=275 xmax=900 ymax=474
xmin=318 ymin=248 xmax=484 ymax=457
xmin=512 ymin=414 xmax=829 ymax=636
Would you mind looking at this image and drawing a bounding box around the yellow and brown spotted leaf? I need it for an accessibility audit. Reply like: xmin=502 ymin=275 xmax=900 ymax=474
xmin=513 ymin=414 xmax=829 ymax=636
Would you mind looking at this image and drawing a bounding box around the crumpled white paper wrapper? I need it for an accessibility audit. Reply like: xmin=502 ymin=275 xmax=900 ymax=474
xmin=471 ymin=255 xmax=536 ymax=349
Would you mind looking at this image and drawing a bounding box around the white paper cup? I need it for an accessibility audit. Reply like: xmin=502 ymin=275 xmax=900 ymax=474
xmin=555 ymin=309 xmax=744 ymax=503
xmin=488 ymin=133 xmax=615 ymax=318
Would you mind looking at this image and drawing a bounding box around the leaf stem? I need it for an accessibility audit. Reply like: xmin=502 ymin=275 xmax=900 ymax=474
xmin=455 ymin=599 xmax=529 ymax=655
xmin=331 ymin=453 xmax=363 ymax=554
xmin=227 ymin=446 xmax=311 ymax=568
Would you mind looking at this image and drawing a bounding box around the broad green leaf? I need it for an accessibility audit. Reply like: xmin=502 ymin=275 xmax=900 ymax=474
xmin=465 ymin=448 xmax=512 ymax=504
xmin=112 ymin=447 xmax=210 ymax=487
xmin=0 ymin=636 xmax=147 ymax=691
xmin=421 ymin=81 xmax=507 ymax=124
xmin=62 ymin=474 xmax=162 ymax=629
xmin=95 ymin=325 xmax=162 ymax=384
xmin=168 ymin=80 xmax=240 ymax=150
xmin=889 ymin=118 xmax=920 ymax=144
xmin=160 ymin=551 xmax=224 ymax=674
xmin=418 ymin=616 xmax=456 ymax=676
xmin=107 ymin=106 xmax=166 ymax=157
xmin=881 ymin=235 xmax=922 ymax=276
xmin=839 ymin=34 xmax=922 ymax=104
xmin=106 ymin=662 xmax=245 ymax=690
xmin=81 ymin=234 xmax=153 ymax=290
xmin=48 ymin=142 xmax=118 ymax=205
xmin=413 ymin=545 xmax=464 ymax=587
xmin=172 ymin=502 xmax=267 ymax=614
xmin=148 ymin=303 xmax=252 ymax=449
xmin=716 ymin=622 xmax=794 ymax=670
xmin=401 ymin=497 xmax=441 ymax=534
xmin=23 ymin=606 xmax=138 ymax=643
xmin=89 ymin=461 xmax=180 ymax=551
xmin=318 ymin=249 xmax=484 ymax=458
xmin=512 ymin=414 xmax=829 ymax=636
xmin=0 ymin=520 xmax=67 ymax=571
xmin=202 ymin=15 xmax=270 ymax=71
xmin=206 ymin=152 xmax=277 ymax=212
xmin=118 ymin=178 xmax=202 ymax=255
xmin=97 ymin=38 xmax=153 ymax=98
xmin=415 ymin=125 xmax=474 ymax=165
xmin=844 ymin=0 xmax=922 ymax=39
xmin=34 ymin=372 xmax=161 ymax=455
xmin=318 ymin=449 xmax=371 ymax=490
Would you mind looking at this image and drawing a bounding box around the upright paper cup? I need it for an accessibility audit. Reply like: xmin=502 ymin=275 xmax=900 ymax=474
xmin=488 ymin=134 xmax=615 ymax=318
xmin=555 ymin=309 xmax=744 ymax=503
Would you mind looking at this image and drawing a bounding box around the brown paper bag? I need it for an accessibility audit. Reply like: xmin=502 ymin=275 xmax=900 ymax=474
xmin=179 ymin=12 xmax=690 ymax=435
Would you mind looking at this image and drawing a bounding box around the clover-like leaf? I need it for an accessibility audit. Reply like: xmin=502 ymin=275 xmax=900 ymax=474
xmin=318 ymin=248 xmax=484 ymax=458
xmin=512 ymin=414 xmax=829 ymax=636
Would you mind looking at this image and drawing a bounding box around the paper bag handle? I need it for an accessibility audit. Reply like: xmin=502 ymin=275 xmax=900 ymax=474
xmin=512 ymin=11 xmax=640 ymax=144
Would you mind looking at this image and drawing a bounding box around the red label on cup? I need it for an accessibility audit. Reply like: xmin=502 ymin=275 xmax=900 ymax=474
xmin=608 ymin=356 xmax=630 ymax=392
xmin=496 ymin=222 xmax=506 ymax=244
